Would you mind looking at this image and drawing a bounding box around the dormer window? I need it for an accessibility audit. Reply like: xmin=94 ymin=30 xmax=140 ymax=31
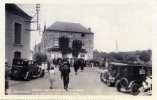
xmin=81 ymin=33 xmax=85 ymax=37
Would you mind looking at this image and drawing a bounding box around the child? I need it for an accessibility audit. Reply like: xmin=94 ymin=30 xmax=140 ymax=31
xmin=48 ymin=66 xmax=56 ymax=89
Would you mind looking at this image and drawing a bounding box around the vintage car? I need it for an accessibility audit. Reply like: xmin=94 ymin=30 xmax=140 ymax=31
xmin=100 ymin=62 xmax=128 ymax=86
xmin=10 ymin=59 xmax=45 ymax=81
xmin=115 ymin=65 xmax=149 ymax=95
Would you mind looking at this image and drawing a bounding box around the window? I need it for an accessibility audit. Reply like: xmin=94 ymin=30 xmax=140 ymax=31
xmin=14 ymin=23 xmax=22 ymax=44
xmin=54 ymin=39 xmax=58 ymax=46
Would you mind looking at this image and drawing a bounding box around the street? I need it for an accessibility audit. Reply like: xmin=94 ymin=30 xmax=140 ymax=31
xmin=8 ymin=67 xmax=137 ymax=95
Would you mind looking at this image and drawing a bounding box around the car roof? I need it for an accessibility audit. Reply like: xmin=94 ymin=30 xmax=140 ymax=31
xmin=110 ymin=62 xmax=128 ymax=66
xmin=110 ymin=62 xmax=147 ymax=68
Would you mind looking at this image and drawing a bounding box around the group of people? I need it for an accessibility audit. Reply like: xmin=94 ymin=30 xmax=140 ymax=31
xmin=73 ymin=59 xmax=86 ymax=75
xmin=47 ymin=58 xmax=86 ymax=91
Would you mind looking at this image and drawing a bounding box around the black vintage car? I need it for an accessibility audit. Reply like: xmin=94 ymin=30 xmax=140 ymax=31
xmin=10 ymin=59 xmax=45 ymax=81
xmin=115 ymin=65 xmax=149 ymax=95
xmin=100 ymin=62 xmax=128 ymax=86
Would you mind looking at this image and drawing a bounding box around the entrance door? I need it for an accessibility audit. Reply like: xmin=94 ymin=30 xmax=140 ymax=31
xmin=14 ymin=51 xmax=21 ymax=59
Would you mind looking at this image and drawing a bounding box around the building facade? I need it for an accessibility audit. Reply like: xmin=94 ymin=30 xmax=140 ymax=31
xmin=5 ymin=4 xmax=32 ymax=66
xmin=37 ymin=21 xmax=94 ymax=60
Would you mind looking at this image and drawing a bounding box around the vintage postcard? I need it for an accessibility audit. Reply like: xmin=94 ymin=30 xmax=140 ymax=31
xmin=0 ymin=0 xmax=156 ymax=100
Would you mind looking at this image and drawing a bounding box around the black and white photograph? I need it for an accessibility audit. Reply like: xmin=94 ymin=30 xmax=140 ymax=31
xmin=3 ymin=0 xmax=153 ymax=97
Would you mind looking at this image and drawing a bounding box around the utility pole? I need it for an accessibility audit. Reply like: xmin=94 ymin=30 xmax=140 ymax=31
xmin=25 ymin=4 xmax=40 ymax=32
xmin=25 ymin=4 xmax=41 ymax=58
xmin=36 ymin=4 xmax=40 ymax=31
xmin=32 ymin=4 xmax=40 ymax=54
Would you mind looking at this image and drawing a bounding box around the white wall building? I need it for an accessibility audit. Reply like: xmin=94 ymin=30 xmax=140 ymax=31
xmin=36 ymin=21 xmax=94 ymax=60
xmin=5 ymin=4 xmax=32 ymax=66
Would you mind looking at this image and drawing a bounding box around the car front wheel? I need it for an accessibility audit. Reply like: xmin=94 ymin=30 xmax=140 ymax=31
xmin=116 ymin=79 xmax=128 ymax=92
xmin=130 ymin=83 xmax=140 ymax=96
xmin=116 ymin=81 xmax=122 ymax=92
xmin=106 ymin=80 xmax=112 ymax=86
xmin=40 ymin=70 xmax=45 ymax=77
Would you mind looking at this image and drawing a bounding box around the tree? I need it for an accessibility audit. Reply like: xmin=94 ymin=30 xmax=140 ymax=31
xmin=139 ymin=50 xmax=151 ymax=62
xmin=109 ymin=52 xmax=124 ymax=62
xmin=58 ymin=36 xmax=70 ymax=58
xmin=33 ymin=52 xmax=47 ymax=65
xmin=72 ymin=40 xmax=83 ymax=58
xmin=126 ymin=55 xmax=137 ymax=62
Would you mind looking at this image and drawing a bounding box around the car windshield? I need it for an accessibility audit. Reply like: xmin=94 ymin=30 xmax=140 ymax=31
xmin=13 ymin=60 xmax=23 ymax=65
xmin=28 ymin=61 xmax=33 ymax=65
xmin=13 ymin=59 xmax=28 ymax=67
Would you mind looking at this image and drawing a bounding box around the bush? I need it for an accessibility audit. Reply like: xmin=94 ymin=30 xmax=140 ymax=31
xmin=33 ymin=52 xmax=47 ymax=65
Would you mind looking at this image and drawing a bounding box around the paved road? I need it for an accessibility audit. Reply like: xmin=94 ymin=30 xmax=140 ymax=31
xmin=8 ymin=67 xmax=140 ymax=95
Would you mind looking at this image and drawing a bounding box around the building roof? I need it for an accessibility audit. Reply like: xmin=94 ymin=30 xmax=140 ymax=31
xmin=5 ymin=4 xmax=32 ymax=20
xmin=46 ymin=21 xmax=94 ymax=34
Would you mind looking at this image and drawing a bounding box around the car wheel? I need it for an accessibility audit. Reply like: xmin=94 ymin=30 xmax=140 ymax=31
xmin=116 ymin=81 xmax=121 ymax=92
xmin=100 ymin=73 xmax=103 ymax=82
xmin=10 ymin=75 xmax=14 ymax=80
xmin=106 ymin=80 xmax=112 ymax=86
xmin=130 ymin=83 xmax=140 ymax=96
xmin=116 ymin=79 xmax=127 ymax=92
xmin=40 ymin=70 xmax=45 ymax=77
xmin=24 ymin=72 xmax=32 ymax=81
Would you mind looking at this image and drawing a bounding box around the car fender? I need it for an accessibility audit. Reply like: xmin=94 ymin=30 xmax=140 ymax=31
xmin=116 ymin=77 xmax=129 ymax=87
xmin=128 ymin=80 xmax=137 ymax=89
xmin=115 ymin=77 xmax=128 ymax=85
xmin=24 ymin=71 xmax=29 ymax=80
xmin=115 ymin=79 xmax=121 ymax=87
xmin=121 ymin=77 xmax=129 ymax=84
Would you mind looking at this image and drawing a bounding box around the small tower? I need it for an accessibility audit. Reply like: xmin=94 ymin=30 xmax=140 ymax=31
xmin=115 ymin=40 xmax=119 ymax=52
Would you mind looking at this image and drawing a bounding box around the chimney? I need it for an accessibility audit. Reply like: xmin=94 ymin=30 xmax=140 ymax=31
xmin=88 ymin=27 xmax=91 ymax=32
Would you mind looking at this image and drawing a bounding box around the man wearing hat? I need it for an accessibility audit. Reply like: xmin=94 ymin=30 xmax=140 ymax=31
xmin=60 ymin=59 xmax=71 ymax=91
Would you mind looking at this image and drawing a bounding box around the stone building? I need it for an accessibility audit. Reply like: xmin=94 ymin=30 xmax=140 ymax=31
xmin=5 ymin=4 xmax=32 ymax=66
xmin=37 ymin=21 xmax=94 ymax=60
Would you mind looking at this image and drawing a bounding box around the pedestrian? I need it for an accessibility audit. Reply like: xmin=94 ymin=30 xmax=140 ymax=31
xmin=73 ymin=59 xmax=79 ymax=75
xmin=80 ymin=59 xmax=85 ymax=72
xmin=60 ymin=60 xmax=71 ymax=91
xmin=53 ymin=58 xmax=57 ymax=68
xmin=91 ymin=62 xmax=94 ymax=68
xmin=48 ymin=65 xmax=56 ymax=89
xmin=59 ymin=59 xmax=63 ymax=79
xmin=40 ymin=63 xmax=45 ymax=77
xmin=47 ymin=60 xmax=51 ymax=71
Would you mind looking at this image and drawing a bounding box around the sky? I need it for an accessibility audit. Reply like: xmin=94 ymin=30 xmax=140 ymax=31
xmin=18 ymin=1 xmax=153 ymax=53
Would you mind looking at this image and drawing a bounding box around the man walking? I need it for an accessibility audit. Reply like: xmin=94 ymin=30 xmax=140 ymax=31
xmin=47 ymin=60 xmax=51 ymax=71
xmin=80 ymin=59 xmax=85 ymax=72
xmin=60 ymin=60 xmax=71 ymax=91
xmin=73 ymin=59 xmax=79 ymax=75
